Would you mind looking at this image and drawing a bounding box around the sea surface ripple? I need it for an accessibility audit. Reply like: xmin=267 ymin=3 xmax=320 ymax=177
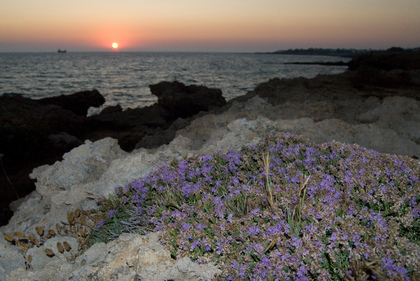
xmin=0 ymin=52 xmax=349 ymax=114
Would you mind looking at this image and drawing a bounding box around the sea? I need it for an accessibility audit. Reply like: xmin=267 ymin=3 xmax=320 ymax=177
xmin=0 ymin=52 xmax=350 ymax=115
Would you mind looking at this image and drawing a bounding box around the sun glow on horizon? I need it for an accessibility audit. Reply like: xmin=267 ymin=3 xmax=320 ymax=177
xmin=1 ymin=1 xmax=420 ymax=52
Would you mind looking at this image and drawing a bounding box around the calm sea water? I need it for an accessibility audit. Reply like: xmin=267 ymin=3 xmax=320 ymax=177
xmin=0 ymin=52 xmax=349 ymax=114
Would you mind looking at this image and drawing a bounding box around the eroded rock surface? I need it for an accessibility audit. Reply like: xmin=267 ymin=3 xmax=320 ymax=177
xmin=6 ymin=233 xmax=221 ymax=281
xmin=0 ymin=82 xmax=226 ymax=226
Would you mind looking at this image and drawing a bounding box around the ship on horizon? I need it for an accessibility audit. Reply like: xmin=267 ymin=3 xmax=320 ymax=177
xmin=57 ymin=49 xmax=67 ymax=53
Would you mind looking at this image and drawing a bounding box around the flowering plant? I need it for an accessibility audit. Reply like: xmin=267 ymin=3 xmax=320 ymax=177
xmin=91 ymin=133 xmax=419 ymax=280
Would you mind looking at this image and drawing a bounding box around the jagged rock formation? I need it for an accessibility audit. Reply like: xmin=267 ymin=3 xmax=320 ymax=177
xmin=0 ymin=82 xmax=226 ymax=225
xmin=150 ymin=80 xmax=226 ymax=119
xmin=36 ymin=89 xmax=106 ymax=116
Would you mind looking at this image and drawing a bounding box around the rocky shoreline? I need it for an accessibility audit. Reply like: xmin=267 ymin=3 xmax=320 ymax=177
xmin=1 ymin=51 xmax=420 ymax=280
xmin=0 ymin=81 xmax=226 ymax=225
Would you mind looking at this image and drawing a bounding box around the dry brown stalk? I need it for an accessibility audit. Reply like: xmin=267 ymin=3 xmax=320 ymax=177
xmin=263 ymin=153 xmax=275 ymax=210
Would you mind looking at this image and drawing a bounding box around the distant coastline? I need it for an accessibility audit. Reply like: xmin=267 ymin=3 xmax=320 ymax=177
xmin=258 ymin=47 xmax=420 ymax=67
xmin=257 ymin=46 xmax=420 ymax=58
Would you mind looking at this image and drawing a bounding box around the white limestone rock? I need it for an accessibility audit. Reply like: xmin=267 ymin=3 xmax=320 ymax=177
xmin=25 ymin=236 xmax=79 ymax=270
xmin=0 ymin=191 xmax=46 ymax=234
xmin=0 ymin=239 xmax=25 ymax=281
xmin=6 ymin=232 xmax=221 ymax=281
xmin=30 ymin=138 xmax=127 ymax=198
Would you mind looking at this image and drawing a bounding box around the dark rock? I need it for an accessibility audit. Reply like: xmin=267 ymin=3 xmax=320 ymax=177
xmin=347 ymin=51 xmax=420 ymax=88
xmin=88 ymin=81 xmax=226 ymax=150
xmin=36 ymin=89 xmax=105 ymax=116
xmin=349 ymin=67 xmax=413 ymax=89
xmin=47 ymin=132 xmax=83 ymax=150
xmin=0 ymin=94 xmax=87 ymax=163
xmin=134 ymin=118 xmax=191 ymax=150
xmin=86 ymin=103 xmax=168 ymax=151
xmin=0 ymin=94 xmax=89 ymax=226
xmin=98 ymin=104 xmax=123 ymax=115
xmin=150 ymin=81 xmax=226 ymax=120
xmin=0 ymin=82 xmax=227 ymax=225
xmin=89 ymin=104 xmax=166 ymax=130
xmin=348 ymin=50 xmax=420 ymax=71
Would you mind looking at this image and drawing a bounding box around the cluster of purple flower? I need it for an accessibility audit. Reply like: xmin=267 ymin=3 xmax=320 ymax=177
xmin=98 ymin=133 xmax=419 ymax=280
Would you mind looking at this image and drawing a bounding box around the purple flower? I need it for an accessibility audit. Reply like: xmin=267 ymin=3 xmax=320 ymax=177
xmin=199 ymin=154 xmax=214 ymax=162
xmin=330 ymin=232 xmax=337 ymax=243
xmin=261 ymin=255 xmax=271 ymax=267
xmin=233 ymin=262 xmax=246 ymax=278
xmin=266 ymin=222 xmax=283 ymax=235
xmin=250 ymin=208 xmax=260 ymax=216
xmin=410 ymin=174 xmax=419 ymax=184
xmin=382 ymin=257 xmax=395 ymax=272
xmin=291 ymin=236 xmax=302 ymax=248
xmin=248 ymin=226 xmax=260 ymax=236
xmin=190 ymin=240 xmax=201 ymax=251
xmin=253 ymin=243 xmax=265 ymax=252
xmin=195 ymin=223 xmax=206 ymax=231
xmin=296 ymin=265 xmax=309 ymax=280
xmin=203 ymin=174 xmax=213 ymax=182
xmin=108 ymin=209 xmax=117 ymax=219
xmin=155 ymin=225 xmax=165 ymax=231
xmin=412 ymin=207 xmax=420 ymax=218
xmin=132 ymin=194 xmax=140 ymax=204
xmin=181 ymin=182 xmax=194 ymax=197
xmin=215 ymin=203 xmax=225 ymax=218
xmin=410 ymin=196 xmax=417 ymax=208
xmin=181 ymin=222 xmax=191 ymax=232
xmin=382 ymin=257 xmax=408 ymax=277
xmin=343 ymin=171 xmax=354 ymax=185
xmin=227 ymin=213 xmax=234 ymax=223
xmin=97 ymin=219 xmax=105 ymax=229
xmin=280 ymin=253 xmax=292 ymax=261
xmin=395 ymin=266 xmax=408 ymax=276
xmin=204 ymin=244 xmax=212 ymax=252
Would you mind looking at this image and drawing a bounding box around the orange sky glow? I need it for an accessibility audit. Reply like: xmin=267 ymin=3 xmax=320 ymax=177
xmin=1 ymin=0 xmax=420 ymax=52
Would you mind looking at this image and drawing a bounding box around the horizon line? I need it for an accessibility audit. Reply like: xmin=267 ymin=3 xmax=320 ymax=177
xmin=1 ymin=46 xmax=419 ymax=54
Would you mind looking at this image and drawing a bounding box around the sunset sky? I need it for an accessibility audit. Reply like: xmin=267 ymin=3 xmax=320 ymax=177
xmin=1 ymin=0 xmax=420 ymax=52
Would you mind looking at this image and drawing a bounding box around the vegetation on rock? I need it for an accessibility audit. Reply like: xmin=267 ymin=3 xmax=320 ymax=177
xmin=90 ymin=133 xmax=419 ymax=280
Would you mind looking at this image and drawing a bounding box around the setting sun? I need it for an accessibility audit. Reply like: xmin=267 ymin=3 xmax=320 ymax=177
xmin=112 ymin=42 xmax=119 ymax=49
